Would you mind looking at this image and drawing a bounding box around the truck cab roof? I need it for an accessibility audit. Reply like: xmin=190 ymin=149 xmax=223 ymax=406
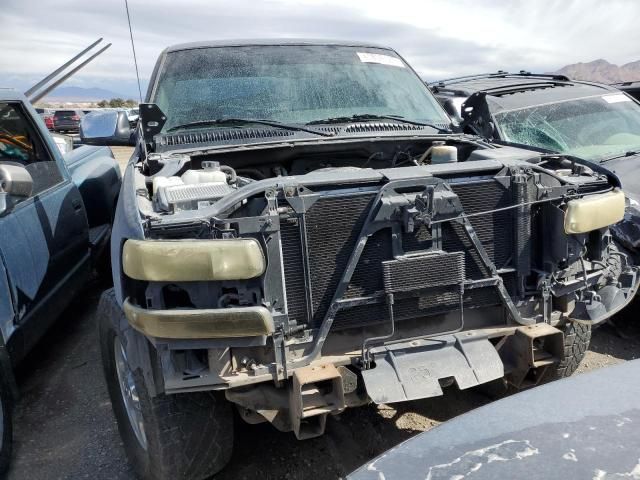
xmin=164 ymin=38 xmax=392 ymax=53
xmin=430 ymin=71 xmax=620 ymax=112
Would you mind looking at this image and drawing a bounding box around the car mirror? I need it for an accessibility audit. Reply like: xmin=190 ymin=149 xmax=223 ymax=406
xmin=0 ymin=162 xmax=33 ymax=215
xmin=80 ymin=110 xmax=135 ymax=146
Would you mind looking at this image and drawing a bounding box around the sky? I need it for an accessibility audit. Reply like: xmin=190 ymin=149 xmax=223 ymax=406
xmin=2 ymin=0 xmax=640 ymax=98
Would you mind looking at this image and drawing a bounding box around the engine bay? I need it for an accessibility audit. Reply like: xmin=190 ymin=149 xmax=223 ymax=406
xmin=137 ymin=137 xmax=612 ymax=216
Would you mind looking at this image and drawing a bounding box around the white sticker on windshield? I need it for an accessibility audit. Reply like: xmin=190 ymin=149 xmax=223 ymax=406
xmin=357 ymin=52 xmax=405 ymax=68
xmin=603 ymin=93 xmax=632 ymax=103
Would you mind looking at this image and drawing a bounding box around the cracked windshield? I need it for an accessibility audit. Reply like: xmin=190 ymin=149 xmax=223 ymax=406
xmin=496 ymin=94 xmax=640 ymax=161
xmin=153 ymin=45 xmax=449 ymax=131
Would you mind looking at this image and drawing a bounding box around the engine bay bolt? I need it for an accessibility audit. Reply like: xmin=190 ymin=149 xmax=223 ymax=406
xmin=240 ymin=357 xmax=256 ymax=369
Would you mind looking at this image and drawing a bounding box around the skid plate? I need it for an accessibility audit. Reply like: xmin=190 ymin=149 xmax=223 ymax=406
xmin=361 ymin=333 xmax=503 ymax=404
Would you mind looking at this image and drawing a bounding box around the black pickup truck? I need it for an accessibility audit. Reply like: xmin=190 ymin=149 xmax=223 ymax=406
xmin=85 ymin=41 xmax=637 ymax=479
xmin=0 ymin=89 xmax=121 ymax=472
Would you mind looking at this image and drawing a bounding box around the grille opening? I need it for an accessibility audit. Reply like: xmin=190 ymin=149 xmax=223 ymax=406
xmin=403 ymin=224 xmax=433 ymax=253
xmin=162 ymin=284 xmax=195 ymax=308
xmin=322 ymin=305 xmax=507 ymax=354
xmin=394 ymin=185 xmax=429 ymax=194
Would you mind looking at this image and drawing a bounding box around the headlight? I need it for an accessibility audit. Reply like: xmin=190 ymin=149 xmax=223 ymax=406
xmin=564 ymin=189 xmax=625 ymax=234
xmin=123 ymin=299 xmax=274 ymax=338
xmin=123 ymin=238 xmax=265 ymax=282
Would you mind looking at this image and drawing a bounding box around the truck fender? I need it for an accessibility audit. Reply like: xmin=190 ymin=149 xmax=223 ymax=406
xmin=65 ymin=145 xmax=122 ymax=227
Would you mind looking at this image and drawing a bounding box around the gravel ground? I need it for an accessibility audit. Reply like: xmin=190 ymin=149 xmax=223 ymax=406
xmin=110 ymin=146 xmax=133 ymax=171
xmin=6 ymin=146 xmax=638 ymax=479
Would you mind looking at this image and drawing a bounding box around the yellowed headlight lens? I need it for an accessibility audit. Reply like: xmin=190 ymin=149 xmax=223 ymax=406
xmin=564 ymin=189 xmax=625 ymax=234
xmin=123 ymin=299 xmax=274 ymax=339
xmin=123 ymin=238 xmax=265 ymax=282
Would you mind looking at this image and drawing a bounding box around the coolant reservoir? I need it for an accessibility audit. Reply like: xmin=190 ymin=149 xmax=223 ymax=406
xmin=181 ymin=161 xmax=227 ymax=184
xmin=431 ymin=145 xmax=458 ymax=164
xmin=152 ymin=176 xmax=183 ymax=195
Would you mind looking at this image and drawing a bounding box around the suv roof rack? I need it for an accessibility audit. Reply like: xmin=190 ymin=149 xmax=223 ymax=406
xmin=428 ymin=71 xmax=571 ymax=88
xmin=612 ymin=80 xmax=640 ymax=86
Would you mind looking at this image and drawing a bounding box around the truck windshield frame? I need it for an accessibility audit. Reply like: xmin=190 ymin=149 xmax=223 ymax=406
xmin=151 ymin=44 xmax=450 ymax=132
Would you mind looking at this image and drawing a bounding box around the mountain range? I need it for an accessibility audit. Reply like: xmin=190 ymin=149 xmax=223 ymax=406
xmin=40 ymin=59 xmax=640 ymax=102
xmin=553 ymin=59 xmax=640 ymax=84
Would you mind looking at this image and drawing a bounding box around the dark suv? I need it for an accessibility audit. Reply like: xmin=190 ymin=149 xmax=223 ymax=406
xmin=53 ymin=109 xmax=84 ymax=132
xmin=613 ymin=80 xmax=640 ymax=102
xmin=429 ymin=72 xmax=640 ymax=251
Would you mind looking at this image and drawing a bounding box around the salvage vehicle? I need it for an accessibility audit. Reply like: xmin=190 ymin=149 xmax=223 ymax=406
xmin=86 ymin=41 xmax=638 ymax=479
xmin=349 ymin=359 xmax=640 ymax=480
xmin=0 ymin=38 xmax=120 ymax=473
xmin=613 ymin=80 xmax=640 ymax=101
xmin=429 ymin=72 xmax=640 ymax=251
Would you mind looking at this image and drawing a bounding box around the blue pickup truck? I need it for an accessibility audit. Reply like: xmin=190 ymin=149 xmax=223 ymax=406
xmin=0 ymin=89 xmax=121 ymax=471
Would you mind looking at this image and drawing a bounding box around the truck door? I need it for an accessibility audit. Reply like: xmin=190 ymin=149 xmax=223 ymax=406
xmin=0 ymin=101 xmax=90 ymax=359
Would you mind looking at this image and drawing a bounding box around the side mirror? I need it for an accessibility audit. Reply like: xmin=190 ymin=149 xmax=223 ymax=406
xmin=0 ymin=163 xmax=33 ymax=215
xmin=80 ymin=110 xmax=135 ymax=146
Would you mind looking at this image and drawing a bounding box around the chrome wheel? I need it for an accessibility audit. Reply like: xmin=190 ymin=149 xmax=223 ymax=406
xmin=114 ymin=337 xmax=148 ymax=450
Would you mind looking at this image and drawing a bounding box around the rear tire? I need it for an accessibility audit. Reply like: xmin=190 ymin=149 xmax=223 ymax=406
xmin=0 ymin=372 xmax=13 ymax=475
xmin=99 ymin=289 xmax=234 ymax=480
xmin=546 ymin=321 xmax=591 ymax=381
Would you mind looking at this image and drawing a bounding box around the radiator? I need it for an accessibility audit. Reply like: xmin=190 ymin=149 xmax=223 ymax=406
xmin=280 ymin=179 xmax=513 ymax=330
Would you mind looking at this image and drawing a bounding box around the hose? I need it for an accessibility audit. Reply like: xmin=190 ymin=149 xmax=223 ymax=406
xmin=220 ymin=165 xmax=237 ymax=184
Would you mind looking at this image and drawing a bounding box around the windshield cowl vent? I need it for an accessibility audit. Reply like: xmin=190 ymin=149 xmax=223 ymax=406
xmin=314 ymin=126 xmax=343 ymax=135
xmin=344 ymin=122 xmax=424 ymax=133
xmin=158 ymin=128 xmax=295 ymax=146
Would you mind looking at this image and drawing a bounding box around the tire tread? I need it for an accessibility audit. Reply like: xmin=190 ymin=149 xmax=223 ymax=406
xmin=99 ymin=288 xmax=233 ymax=480
xmin=550 ymin=321 xmax=591 ymax=381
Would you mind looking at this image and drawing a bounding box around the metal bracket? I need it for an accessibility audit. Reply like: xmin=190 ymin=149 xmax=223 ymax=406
xmin=361 ymin=293 xmax=396 ymax=369
xmin=452 ymin=207 xmax=533 ymax=326
xmin=139 ymin=103 xmax=167 ymax=143
xmin=272 ymin=325 xmax=288 ymax=382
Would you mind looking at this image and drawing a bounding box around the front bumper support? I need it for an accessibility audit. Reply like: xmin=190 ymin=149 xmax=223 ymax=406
xmin=361 ymin=332 xmax=503 ymax=404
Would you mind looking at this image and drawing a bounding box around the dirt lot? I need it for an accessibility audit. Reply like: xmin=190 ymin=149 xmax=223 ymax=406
xmin=110 ymin=146 xmax=133 ymax=171
xmin=7 ymin=279 xmax=639 ymax=480
xmin=6 ymin=146 xmax=639 ymax=479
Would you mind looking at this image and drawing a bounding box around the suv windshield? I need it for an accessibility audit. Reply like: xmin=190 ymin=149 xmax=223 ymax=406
xmin=495 ymin=93 xmax=640 ymax=161
xmin=152 ymin=45 xmax=449 ymax=132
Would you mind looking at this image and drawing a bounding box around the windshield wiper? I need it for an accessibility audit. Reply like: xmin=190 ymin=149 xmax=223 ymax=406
xmin=600 ymin=150 xmax=640 ymax=163
xmin=305 ymin=114 xmax=453 ymax=133
xmin=166 ymin=118 xmax=333 ymax=137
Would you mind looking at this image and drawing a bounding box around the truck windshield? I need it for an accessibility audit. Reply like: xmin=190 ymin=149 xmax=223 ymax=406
xmin=495 ymin=94 xmax=640 ymax=161
xmin=152 ymin=45 xmax=449 ymax=132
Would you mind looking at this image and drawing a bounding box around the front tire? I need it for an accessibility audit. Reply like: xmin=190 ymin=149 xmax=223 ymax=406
xmin=547 ymin=321 xmax=592 ymax=381
xmin=98 ymin=289 xmax=234 ymax=480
